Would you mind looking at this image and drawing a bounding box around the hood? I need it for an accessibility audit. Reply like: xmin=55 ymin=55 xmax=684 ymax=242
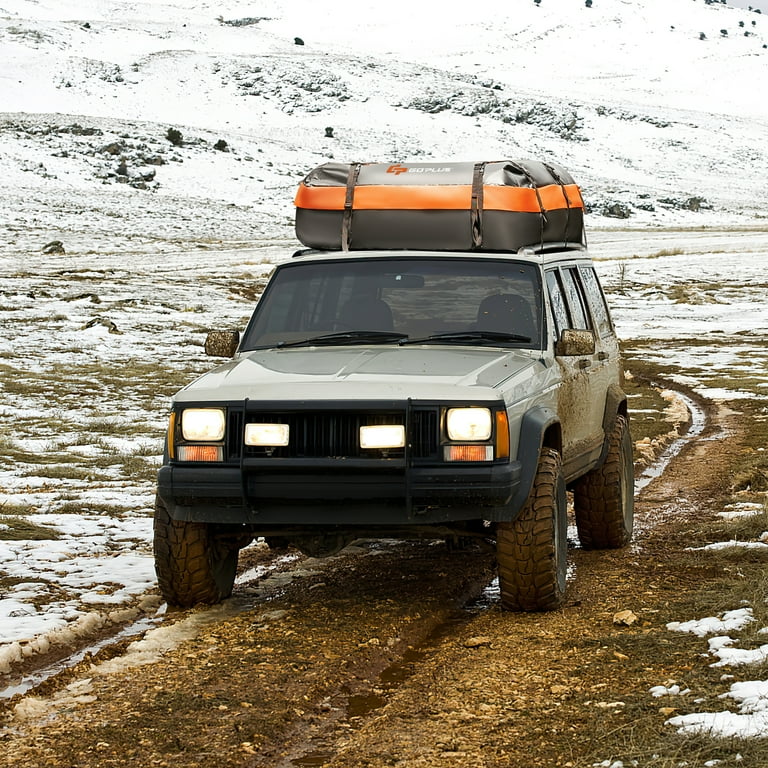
xmin=176 ymin=346 xmax=539 ymax=403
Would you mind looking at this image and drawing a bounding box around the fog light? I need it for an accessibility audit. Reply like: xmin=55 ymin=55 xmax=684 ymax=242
xmin=360 ymin=424 xmax=405 ymax=449
xmin=244 ymin=423 xmax=290 ymax=447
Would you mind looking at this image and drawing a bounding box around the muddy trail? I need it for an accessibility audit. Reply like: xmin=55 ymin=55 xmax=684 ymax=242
xmin=0 ymin=389 xmax=747 ymax=768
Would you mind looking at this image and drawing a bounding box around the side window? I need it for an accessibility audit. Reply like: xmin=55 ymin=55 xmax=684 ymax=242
xmin=545 ymin=270 xmax=569 ymax=339
xmin=579 ymin=266 xmax=613 ymax=337
xmin=559 ymin=267 xmax=591 ymax=330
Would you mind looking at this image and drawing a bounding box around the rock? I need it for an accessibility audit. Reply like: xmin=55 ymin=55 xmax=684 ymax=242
xmin=613 ymin=609 xmax=638 ymax=626
xmin=82 ymin=317 xmax=121 ymax=334
xmin=603 ymin=202 xmax=632 ymax=219
xmin=42 ymin=239 xmax=65 ymax=254
xmin=464 ymin=636 xmax=492 ymax=648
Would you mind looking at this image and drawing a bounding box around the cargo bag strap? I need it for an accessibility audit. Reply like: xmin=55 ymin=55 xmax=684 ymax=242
xmin=503 ymin=161 xmax=548 ymax=249
xmin=471 ymin=162 xmax=485 ymax=249
xmin=341 ymin=163 xmax=362 ymax=251
xmin=542 ymin=162 xmax=579 ymax=247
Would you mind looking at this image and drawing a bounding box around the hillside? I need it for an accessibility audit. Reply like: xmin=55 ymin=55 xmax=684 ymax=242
xmin=1 ymin=0 xmax=767 ymax=257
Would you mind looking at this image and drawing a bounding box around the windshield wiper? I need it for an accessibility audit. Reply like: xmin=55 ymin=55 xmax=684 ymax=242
xmin=400 ymin=330 xmax=531 ymax=345
xmin=275 ymin=331 xmax=409 ymax=349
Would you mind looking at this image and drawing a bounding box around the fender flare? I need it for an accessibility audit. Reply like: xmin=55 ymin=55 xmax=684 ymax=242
xmin=508 ymin=406 xmax=561 ymax=512
xmin=599 ymin=383 xmax=629 ymax=463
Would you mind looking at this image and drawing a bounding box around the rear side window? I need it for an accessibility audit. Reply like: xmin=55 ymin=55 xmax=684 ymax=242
xmin=579 ymin=266 xmax=613 ymax=337
xmin=559 ymin=267 xmax=591 ymax=330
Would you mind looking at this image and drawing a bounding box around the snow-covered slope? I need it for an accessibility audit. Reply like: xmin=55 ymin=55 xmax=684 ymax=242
xmin=1 ymin=0 xmax=767 ymax=255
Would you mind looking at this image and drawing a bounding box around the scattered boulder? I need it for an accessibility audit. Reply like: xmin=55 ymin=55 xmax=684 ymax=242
xmin=42 ymin=240 xmax=65 ymax=254
xmin=294 ymin=37 xmax=305 ymax=45
xmin=82 ymin=317 xmax=121 ymax=334
xmin=603 ymin=203 xmax=632 ymax=219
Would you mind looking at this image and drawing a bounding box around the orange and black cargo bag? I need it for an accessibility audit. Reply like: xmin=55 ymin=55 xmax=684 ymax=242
xmin=294 ymin=160 xmax=585 ymax=252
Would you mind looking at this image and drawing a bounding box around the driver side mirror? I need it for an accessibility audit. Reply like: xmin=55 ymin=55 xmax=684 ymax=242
xmin=555 ymin=329 xmax=595 ymax=357
xmin=205 ymin=330 xmax=240 ymax=358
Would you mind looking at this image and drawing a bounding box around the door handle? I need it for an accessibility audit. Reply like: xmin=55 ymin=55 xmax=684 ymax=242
xmin=577 ymin=359 xmax=591 ymax=370
xmin=597 ymin=351 xmax=609 ymax=361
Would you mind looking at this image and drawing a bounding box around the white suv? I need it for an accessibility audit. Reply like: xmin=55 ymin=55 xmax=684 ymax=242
xmin=155 ymin=243 xmax=633 ymax=611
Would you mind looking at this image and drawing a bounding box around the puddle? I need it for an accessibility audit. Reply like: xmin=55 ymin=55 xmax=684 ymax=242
xmin=0 ymin=613 xmax=162 ymax=700
xmin=289 ymin=611 xmax=471 ymax=767
xmin=635 ymin=389 xmax=707 ymax=494
xmin=292 ymin=752 xmax=336 ymax=767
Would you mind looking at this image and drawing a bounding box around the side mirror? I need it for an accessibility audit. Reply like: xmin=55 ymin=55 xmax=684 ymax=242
xmin=205 ymin=330 xmax=240 ymax=358
xmin=555 ymin=329 xmax=595 ymax=357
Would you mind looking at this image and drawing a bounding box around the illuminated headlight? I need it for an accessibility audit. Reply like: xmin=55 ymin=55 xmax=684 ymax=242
xmin=181 ymin=408 xmax=226 ymax=441
xmin=446 ymin=408 xmax=492 ymax=441
xmin=244 ymin=423 xmax=290 ymax=447
xmin=360 ymin=424 xmax=405 ymax=450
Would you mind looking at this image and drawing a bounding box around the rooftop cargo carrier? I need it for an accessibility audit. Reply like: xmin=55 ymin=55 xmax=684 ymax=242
xmin=294 ymin=160 xmax=585 ymax=252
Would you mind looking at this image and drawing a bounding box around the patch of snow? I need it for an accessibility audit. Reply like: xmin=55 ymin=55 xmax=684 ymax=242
xmin=667 ymin=609 xmax=755 ymax=638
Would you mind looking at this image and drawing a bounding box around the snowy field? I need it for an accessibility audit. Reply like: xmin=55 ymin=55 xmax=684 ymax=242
xmin=2 ymin=0 xmax=768 ymax=745
xmin=2 ymin=229 xmax=768 ymax=743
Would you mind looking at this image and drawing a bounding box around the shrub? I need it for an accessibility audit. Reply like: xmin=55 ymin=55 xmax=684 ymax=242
xmin=166 ymin=127 xmax=183 ymax=146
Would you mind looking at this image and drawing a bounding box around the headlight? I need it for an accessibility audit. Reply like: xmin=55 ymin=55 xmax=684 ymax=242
xmin=181 ymin=408 xmax=226 ymax=441
xmin=446 ymin=408 xmax=492 ymax=441
xmin=244 ymin=423 xmax=290 ymax=447
xmin=360 ymin=424 xmax=405 ymax=450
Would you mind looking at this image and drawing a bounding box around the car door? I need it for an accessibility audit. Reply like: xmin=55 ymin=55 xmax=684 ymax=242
xmin=545 ymin=264 xmax=606 ymax=479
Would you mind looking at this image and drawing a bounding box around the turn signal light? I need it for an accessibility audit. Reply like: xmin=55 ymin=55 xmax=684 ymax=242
xmin=177 ymin=445 xmax=223 ymax=462
xmin=444 ymin=445 xmax=493 ymax=462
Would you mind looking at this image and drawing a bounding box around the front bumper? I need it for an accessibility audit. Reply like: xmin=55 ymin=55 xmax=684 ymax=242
xmin=157 ymin=458 xmax=521 ymax=526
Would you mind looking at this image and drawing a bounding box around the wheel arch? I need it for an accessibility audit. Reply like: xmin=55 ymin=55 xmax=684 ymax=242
xmin=599 ymin=383 xmax=628 ymax=462
xmin=508 ymin=406 xmax=562 ymax=513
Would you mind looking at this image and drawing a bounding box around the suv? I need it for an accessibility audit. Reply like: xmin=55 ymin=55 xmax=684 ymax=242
xmin=154 ymin=243 xmax=633 ymax=611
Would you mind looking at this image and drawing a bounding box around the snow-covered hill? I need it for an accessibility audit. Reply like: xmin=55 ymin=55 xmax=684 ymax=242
xmin=1 ymin=0 xmax=767 ymax=255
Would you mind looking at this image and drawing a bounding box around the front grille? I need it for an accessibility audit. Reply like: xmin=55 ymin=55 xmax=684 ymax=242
xmin=226 ymin=407 xmax=439 ymax=461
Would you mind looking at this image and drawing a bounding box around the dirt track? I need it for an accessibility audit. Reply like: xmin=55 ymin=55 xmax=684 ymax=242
xmin=0 ymin=392 xmax=747 ymax=768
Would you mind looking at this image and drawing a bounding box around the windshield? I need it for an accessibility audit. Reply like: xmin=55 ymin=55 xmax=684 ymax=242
xmin=240 ymin=256 xmax=544 ymax=351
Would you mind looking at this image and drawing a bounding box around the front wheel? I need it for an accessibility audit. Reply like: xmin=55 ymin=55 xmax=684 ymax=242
xmin=573 ymin=414 xmax=634 ymax=550
xmin=496 ymin=448 xmax=567 ymax=612
xmin=153 ymin=495 xmax=239 ymax=607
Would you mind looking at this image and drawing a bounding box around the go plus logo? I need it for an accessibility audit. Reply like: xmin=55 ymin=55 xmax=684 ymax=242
xmin=386 ymin=164 xmax=452 ymax=175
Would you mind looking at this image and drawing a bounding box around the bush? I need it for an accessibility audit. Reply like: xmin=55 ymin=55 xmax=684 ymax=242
xmin=166 ymin=127 xmax=183 ymax=146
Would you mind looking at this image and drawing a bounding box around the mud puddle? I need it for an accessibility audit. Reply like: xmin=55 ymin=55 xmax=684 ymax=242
xmin=635 ymin=389 xmax=707 ymax=494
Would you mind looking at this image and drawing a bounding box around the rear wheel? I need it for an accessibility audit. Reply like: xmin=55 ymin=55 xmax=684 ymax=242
xmin=573 ymin=415 xmax=634 ymax=550
xmin=497 ymin=448 xmax=567 ymax=612
xmin=153 ymin=495 xmax=239 ymax=607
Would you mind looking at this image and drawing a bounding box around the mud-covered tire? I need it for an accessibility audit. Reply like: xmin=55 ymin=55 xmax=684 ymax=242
xmin=153 ymin=495 xmax=239 ymax=607
xmin=573 ymin=414 xmax=634 ymax=550
xmin=497 ymin=448 xmax=567 ymax=612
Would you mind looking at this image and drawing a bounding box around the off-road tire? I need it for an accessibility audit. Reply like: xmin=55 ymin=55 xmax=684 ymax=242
xmin=573 ymin=414 xmax=634 ymax=550
xmin=153 ymin=495 xmax=239 ymax=607
xmin=497 ymin=448 xmax=567 ymax=612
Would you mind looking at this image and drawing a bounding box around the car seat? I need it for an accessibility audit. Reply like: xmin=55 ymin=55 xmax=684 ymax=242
xmin=338 ymin=297 xmax=394 ymax=331
xmin=476 ymin=294 xmax=536 ymax=340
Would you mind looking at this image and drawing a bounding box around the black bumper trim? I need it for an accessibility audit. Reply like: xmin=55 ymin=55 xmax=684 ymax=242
xmin=157 ymin=461 xmax=521 ymax=525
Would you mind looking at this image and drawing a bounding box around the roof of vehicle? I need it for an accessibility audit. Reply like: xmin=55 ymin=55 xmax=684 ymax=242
xmin=289 ymin=243 xmax=590 ymax=266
